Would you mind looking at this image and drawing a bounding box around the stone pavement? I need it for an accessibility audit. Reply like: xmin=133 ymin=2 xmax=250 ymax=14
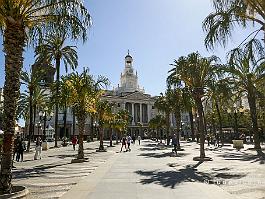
xmin=12 ymin=139 xmax=265 ymax=199
xmin=61 ymin=140 xmax=265 ymax=199
xmin=12 ymin=141 xmax=117 ymax=199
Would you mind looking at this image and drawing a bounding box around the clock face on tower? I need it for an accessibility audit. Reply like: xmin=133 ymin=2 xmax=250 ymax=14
xmin=129 ymin=68 xmax=133 ymax=73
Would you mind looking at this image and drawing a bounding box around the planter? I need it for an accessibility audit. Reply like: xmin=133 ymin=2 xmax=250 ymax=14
xmin=0 ymin=186 xmax=29 ymax=199
xmin=42 ymin=141 xmax=49 ymax=151
xmin=232 ymin=140 xmax=244 ymax=150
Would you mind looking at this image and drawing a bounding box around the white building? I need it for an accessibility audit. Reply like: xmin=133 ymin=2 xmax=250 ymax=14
xmin=102 ymin=52 xmax=158 ymax=136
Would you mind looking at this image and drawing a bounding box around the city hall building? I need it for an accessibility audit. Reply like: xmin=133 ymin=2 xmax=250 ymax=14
xmin=101 ymin=52 xmax=158 ymax=137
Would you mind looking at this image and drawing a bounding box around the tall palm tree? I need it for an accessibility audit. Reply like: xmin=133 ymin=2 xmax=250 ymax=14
xmin=20 ymin=68 xmax=45 ymax=151
xmin=0 ymin=0 xmax=91 ymax=193
xmin=226 ymin=41 xmax=265 ymax=150
xmin=154 ymin=92 xmax=172 ymax=145
xmin=170 ymin=52 xmax=220 ymax=159
xmin=35 ymin=34 xmax=78 ymax=147
xmin=203 ymin=0 xmax=265 ymax=49
xmin=206 ymin=78 xmax=232 ymax=146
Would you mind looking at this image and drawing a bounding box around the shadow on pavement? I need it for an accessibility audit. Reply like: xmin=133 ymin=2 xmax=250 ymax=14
xmin=138 ymin=152 xmax=189 ymax=158
xmin=217 ymin=151 xmax=262 ymax=162
xmin=135 ymin=161 xmax=209 ymax=188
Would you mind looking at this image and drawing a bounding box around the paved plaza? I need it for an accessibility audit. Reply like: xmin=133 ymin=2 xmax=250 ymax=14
xmin=12 ymin=140 xmax=265 ymax=199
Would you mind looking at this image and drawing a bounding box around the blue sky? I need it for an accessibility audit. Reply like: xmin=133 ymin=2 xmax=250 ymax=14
xmin=0 ymin=0 xmax=260 ymax=96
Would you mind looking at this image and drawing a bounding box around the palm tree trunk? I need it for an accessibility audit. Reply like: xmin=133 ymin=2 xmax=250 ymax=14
xmin=99 ymin=126 xmax=104 ymax=150
xmin=27 ymin=89 xmax=33 ymax=152
xmin=63 ymin=107 xmax=67 ymax=138
xmin=175 ymin=109 xmax=181 ymax=149
xmin=193 ymin=89 xmax=206 ymax=159
xmin=215 ymin=101 xmax=224 ymax=146
xmin=0 ymin=20 xmax=25 ymax=194
xmin=33 ymin=105 xmax=36 ymax=140
xmin=90 ymin=116 xmax=94 ymax=141
xmin=77 ymin=115 xmax=85 ymax=159
xmin=54 ymin=58 xmax=60 ymax=147
xmin=189 ymin=111 xmax=195 ymax=141
xmin=72 ymin=109 xmax=75 ymax=136
xmin=166 ymin=113 xmax=170 ymax=145
xmin=247 ymin=90 xmax=261 ymax=150
xmin=109 ymin=128 xmax=113 ymax=147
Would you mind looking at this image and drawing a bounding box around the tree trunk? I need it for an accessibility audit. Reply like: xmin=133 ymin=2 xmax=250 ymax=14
xmin=77 ymin=115 xmax=85 ymax=159
xmin=63 ymin=107 xmax=67 ymax=138
xmin=215 ymin=101 xmax=224 ymax=146
xmin=0 ymin=20 xmax=25 ymax=194
xmin=99 ymin=126 xmax=104 ymax=150
xmin=189 ymin=111 xmax=195 ymax=141
xmin=33 ymin=105 xmax=36 ymax=140
xmin=247 ymin=88 xmax=261 ymax=150
xmin=109 ymin=128 xmax=113 ymax=147
xmin=166 ymin=113 xmax=170 ymax=145
xmin=27 ymin=89 xmax=33 ymax=151
xmin=54 ymin=57 xmax=60 ymax=147
xmin=90 ymin=116 xmax=94 ymax=140
xmin=193 ymin=88 xmax=206 ymax=159
xmin=72 ymin=109 xmax=75 ymax=136
xmin=174 ymin=109 xmax=181 ymax=149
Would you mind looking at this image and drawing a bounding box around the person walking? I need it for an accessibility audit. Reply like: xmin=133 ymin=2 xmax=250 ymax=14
xmin=137 ymin=135 xmax=141 ymax=145
xmin=16 ymin=138 xmax=26 ymax=162
xmin=72 ymin=136 xmax=78 ymax=150
xmin=132 ymin=134 xmax=136 ymax=144
xmin=13 ymin=135 xmax=19 ymax=161
xmin=127 ymin=135 xmax=132 ymax=151
xmin=172 ymin=134 xmax=177 ymax=154
xmin=34 ymin=137 xmax=42 ymax=160
xmin=120 ymin=135 xmax=127 ymax=152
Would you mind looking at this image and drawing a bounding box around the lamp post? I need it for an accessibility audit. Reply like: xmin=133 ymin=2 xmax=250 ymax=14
xmin=93 ymin=121 xmax=99 ymax=140
xmin=39 ymin=108 xmax=53 ymax=141
xmin=35 ymin=122 xmax=42 ymax=139
xmin=227 ymin=105 xmax=245 ymax=139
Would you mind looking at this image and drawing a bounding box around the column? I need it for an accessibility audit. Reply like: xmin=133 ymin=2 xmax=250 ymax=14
xmin=131 ymin=103 xmax=134 ymax=125
xmin=140 ymin=103 xmax=142 ymax=123
xmin=147 ymin=104 xmax=152 ymax=123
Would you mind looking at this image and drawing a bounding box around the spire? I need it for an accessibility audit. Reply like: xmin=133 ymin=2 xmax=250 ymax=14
xmin=128 ymin=49 xmax=130 ymax=55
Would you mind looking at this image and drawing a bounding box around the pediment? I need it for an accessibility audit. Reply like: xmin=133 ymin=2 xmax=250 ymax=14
xmin=122 ymin=91 xmax=151 ymax=101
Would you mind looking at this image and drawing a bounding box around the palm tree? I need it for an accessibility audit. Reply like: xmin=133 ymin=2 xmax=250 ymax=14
xmin=96 ymin=100 xmax=112 ymax=151
xmin=226 ymin=41 xmax=265 ymax=150
xmin=154 ymin=92 xmax=172 ymax=145
xmin=35 ymin=34 xmax=78 ymax=147
xmin=20 ymin=68 xmax=45 ymax=151
xmin=167 ymin=87 xmax=183 ymax=150
xmin=148 ymin=115 xmax=166 ymax=142
xmin=170 ymin=52 xmax=220 ymax=159
xmin=206 ymin=78 xmax=232 ymax=146
xmin=114 ymin=110 xmax=129 ymax=144
xmin=0 ymin=0 xmax=91 ymax=193
xmin=62 ymin=69 xmax=97 ymax=160
xmin=203 ymin=0 xmax=265 ymax=49
xmin=58 ymin=78 xmax=73 ymax=145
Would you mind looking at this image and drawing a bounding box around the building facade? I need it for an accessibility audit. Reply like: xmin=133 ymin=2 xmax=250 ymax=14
xmin=102 ymin=52 xmax=158 ymax=137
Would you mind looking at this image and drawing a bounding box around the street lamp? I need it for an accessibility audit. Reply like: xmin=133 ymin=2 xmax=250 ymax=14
xmin=93 ymin=121 xmax=99 ymax=140
xmin=39 ymin=108 xmax=53 ymax=141
xmin=35 ymin=121 xmax=42 ymax=138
